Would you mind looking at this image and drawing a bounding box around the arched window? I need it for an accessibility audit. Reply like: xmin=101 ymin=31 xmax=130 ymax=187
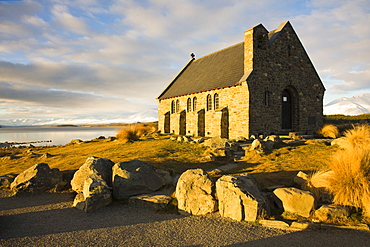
xmin=214 ymin=93 xmax=219 ymax=110
xmin=176 ymin=99 xmax=179 ymax=113
xmin=193 ymin=97 xmax=197 ymax=111
xmin=171 ymin=100 xmax=175 ymax=114
xmin=187 ymin=98 xmax=191 ymax=112
xmin=207 ymin=94 xmax=212 ymax=111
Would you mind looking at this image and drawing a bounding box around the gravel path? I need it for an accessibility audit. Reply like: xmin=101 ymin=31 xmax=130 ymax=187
xmin=1 ymin=193 xmax=370 ymax=246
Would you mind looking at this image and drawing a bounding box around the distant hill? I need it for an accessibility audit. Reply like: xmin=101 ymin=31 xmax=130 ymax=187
xmin=0 ymin=109 xmax=158 ymax=127
xmin=324 ymin=93 xmax=370 ymax=116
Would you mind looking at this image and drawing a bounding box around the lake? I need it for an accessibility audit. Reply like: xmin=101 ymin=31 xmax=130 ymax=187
xmin=0 ymin=126 xmax=121 ymax=146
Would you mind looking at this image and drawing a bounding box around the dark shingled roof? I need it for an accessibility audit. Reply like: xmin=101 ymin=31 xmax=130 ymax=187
xmin=158 ymin=42 xmax=245 ymax=99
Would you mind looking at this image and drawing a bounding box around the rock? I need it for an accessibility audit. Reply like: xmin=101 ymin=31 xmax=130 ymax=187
xmin=216 ymin=174 xmax=268 ymax=221
xmin=73 ymin=174 xmax=112 ymax=213
xmin=193 ymin=137 xmax=205 ymax=143
xmin=155 ymin=169 xmax=173 ymax=185
xmin=263 ymin=140 xmax=275 ymax=151
xmin=170 ymin=136 xmax=177 ymax=141
xmin=177 ymin=136 xmax=184 ymax=142
xmin=263 ymin=135 xmax=279 ymax=142
xmin=202 ymin=137 xmax=228 ymax=148
xmin=68 ymin=139 xmax=83 ymax=145
xmin=71 ymin=157 xmax=114 ymax=193
xmin=0 ymin=176 xmax=14 ymax=189
xmin=183 ymin=136 xmax=192 ymax=142
xmin=209 ymin=148 xmax=233 ymax=162
xmin=41 ymin=153 xmax=54 ymax=159
xmin=331 ymin=137 xmax=347 ymax=149
xmin=175 ymin=169 xmax=217 ymax=215
xmin=294 ymin=171 xmax=308 ymax=187
xmin=249 ymin=139 xmax=263 ymax=151
xmin=259 ymin=219 xmax=290 ymax=229
xmin=129 ymin=194 xmax=172 ymax=209
xmin=10 ymin=163 xmax=66 ymax=193
xmin=207 ymin=169 xmax=223 ymax=178
xmin=112 ymin=160 xmax=168 ymax=199
xmin=274 ymin=187 xmax=315 ymax=218
xmin=314 ymin=204 xmax=350 ymax=222
xmin=106 ymin=136 xmax=116 ymax=142
xmin=290 ymin=221 xmax=318 ymax=230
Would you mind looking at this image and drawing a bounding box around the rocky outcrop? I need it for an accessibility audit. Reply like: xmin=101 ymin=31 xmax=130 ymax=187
xmin=175 ymin=169 xmax=218 ymax=215
xmin=314 ymin=204 xmax=350 ymax=222
xmin=216 ymin=174 xmax=268 ymax=221
xmin=112 ymin=160 xmax=170 ymax=199
xmin=73 ymin=174 xmax=112 ymax=213
xmin=71 ymin=156 xmax=114 ymax=193
xmin=10 ymin=163 xmax=66 ymax=193
xmin=274 ymin=187 xmax=315 ymax=218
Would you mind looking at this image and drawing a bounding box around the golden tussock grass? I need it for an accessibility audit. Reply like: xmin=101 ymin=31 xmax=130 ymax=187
xmin=116 ymin=125 xmax=151 ymax=143
xmin=311 ymin=124 xmax=370 ymax=216
xmin=318 ymin=124 xmax=340 ymax=139
xmin=303 ymin=170 xmax=333 ymax=200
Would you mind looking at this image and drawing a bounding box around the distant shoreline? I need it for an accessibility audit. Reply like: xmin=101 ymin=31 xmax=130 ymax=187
xmin=0 ymin=121 xmax=157 ymax=128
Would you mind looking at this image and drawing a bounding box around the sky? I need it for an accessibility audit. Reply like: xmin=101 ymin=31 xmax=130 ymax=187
xmin=0 ymin=0 xmax=369 ymax=125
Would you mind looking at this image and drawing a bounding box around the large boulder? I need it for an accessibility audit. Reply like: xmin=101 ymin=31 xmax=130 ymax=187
xmin=73 ymin=174 xmax=112 ymax=213
xmin=71 ymin=156 xmax=114 ymax=193
xmin=274 ymin=187 xmax=315 ymax=218
xmin=175 ymin=169 xmax=218 ymax=215
xmin=216 ymin=174 xmax=268 ymax=221
xmin=10 ymin=163 xmax=66 ymax=193
xmin=112 ymin=160 xmax=169 ymax=199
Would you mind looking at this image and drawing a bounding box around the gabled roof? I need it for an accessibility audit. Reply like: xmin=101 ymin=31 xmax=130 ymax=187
xmin=158 ymin=42 xmax=245 ymax=99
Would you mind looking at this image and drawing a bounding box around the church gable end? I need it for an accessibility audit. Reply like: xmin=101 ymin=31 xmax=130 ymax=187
xmin=157 ymin=21 xmax=325 ymax=138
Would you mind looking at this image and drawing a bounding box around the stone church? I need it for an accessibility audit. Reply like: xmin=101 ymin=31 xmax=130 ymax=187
xmin=157 ymin=21 xmax=325 ymax=139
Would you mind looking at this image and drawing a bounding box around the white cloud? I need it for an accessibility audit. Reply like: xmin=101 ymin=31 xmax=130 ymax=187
xmin=51 ymin=4 xmax=89 ymax=35
xmin=0 ymin=0 xmax=369 ymax=123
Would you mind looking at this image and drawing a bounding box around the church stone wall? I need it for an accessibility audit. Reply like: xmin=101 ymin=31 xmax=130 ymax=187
xmin=158 ymin=84 xmax=251 ymax=139
xmin=158 ymin=21 xmax=325 ymax=139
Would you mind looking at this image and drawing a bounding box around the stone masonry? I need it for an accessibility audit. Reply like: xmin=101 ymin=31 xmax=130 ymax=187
xmin=157 ymin=21 xmax=325 ymax=139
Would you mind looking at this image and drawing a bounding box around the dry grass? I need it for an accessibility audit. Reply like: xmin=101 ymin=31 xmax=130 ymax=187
xmin=0 ymin=139 xmax=212 ymax=177
xmin=303 ymin=170 xmax=333 ymax=200
xmin=318 ymin=124 xmax=340 ymax=139
xmin=310 ymin=124 xmax=370 ymax=217
xmin=116 ymin=125 xmax=151 ymax=143
xmin=340 ymin=124 xmax=370 ymax=150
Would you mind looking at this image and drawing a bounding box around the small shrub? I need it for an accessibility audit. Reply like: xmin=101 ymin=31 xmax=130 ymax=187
xmin=116 ymin=125 xmax=151 ymax=143
xmin=318 ymin=124 xmax=370 ymax=217
xmin=303 ymin=170 xmax=333 ymax=200
xmin=318 ymin=124 xmax=339 ymax=139
xmin=340 ymin=124 xmax=370 ymax=150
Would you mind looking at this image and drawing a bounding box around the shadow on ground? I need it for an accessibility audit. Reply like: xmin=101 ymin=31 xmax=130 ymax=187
xmin=1 ymin=192 xmax=370 ymax=247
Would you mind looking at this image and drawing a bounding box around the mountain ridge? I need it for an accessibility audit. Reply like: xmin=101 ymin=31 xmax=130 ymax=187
xmin=324 ymin=93 xmax=370 ymax=116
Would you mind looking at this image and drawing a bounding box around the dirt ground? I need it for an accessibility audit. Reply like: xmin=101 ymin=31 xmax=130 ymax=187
xmin=1 ymin=192 xmax=370 ymax=247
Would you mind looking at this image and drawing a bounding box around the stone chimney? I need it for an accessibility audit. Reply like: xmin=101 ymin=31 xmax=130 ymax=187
xmin=243 ymin=24 xmax=269 ymax=73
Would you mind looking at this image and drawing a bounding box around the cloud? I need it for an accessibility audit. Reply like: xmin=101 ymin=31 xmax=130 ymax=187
xmin=289 ymin=0 xmax=370 ymax=100
xmin=51 ymin=4 xmax=89 ymax=35
xmin=0 ymin=80 xmax=151 ymax=119
xmin=0 ymin=0 xmax=369 ymax=122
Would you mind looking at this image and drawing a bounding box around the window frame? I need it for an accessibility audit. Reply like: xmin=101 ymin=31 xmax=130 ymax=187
xmin=207 ymin=94 xmax=212 ymax=111
xmin=214 ymin=93 xmax=219 ymax=110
